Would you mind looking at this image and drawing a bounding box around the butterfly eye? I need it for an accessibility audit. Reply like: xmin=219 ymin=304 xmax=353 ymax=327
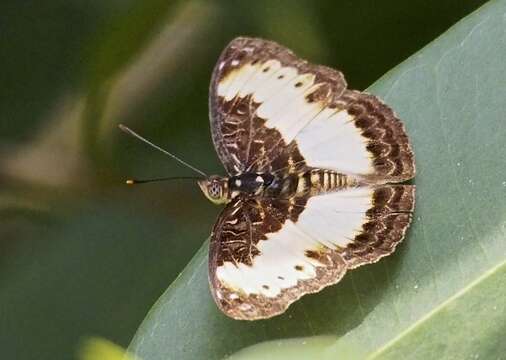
xmin=208 ymin=183 xmax=221 ymax=198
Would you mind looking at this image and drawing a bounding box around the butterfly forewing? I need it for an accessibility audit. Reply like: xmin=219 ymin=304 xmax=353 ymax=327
xmin=208 ymin=37 xmax=416 ymax=320
xmin=209 ymin=37 xmax=414 ymax=181
xmin=209 ymin=37 xmax=346 ymax=175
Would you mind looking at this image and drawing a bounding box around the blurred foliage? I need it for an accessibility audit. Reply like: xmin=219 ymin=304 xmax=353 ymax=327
xmin=78 ymin=337 xmax=137 ymax=360
xmin=0 ymin=1 xmax=489 ymax=359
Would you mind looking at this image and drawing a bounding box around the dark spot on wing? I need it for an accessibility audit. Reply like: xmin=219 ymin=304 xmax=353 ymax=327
xmin=305 ymin=250 xmax=320 ymax=259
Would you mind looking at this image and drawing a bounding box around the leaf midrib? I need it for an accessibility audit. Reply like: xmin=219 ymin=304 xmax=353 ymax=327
xmin=367 ymin=258 xmax=506 ymax=359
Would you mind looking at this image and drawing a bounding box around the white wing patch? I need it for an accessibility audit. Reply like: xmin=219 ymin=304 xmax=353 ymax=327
xmin=296 ymin=187 xmax=373 ymax=248
xmin=216 ymin=60 xmax=374 ymax=176
xmin=252 ymin=66 xmax=299 ymax=103
xmin=216 ymin=220 xmax=325 ymax=298
xmin=256 ymin=73 xmax=315 ymax=122
xmin=215 ymin=187 xmax=374 ymax=298
xmin=295 ymin=110 xmax=373 ymax=175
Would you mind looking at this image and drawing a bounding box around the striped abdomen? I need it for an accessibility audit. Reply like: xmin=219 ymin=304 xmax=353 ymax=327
xmin=292 ymin=169 xmax=355 ymax=197
xmin=230 ymin=170 xmax=355 ymax=200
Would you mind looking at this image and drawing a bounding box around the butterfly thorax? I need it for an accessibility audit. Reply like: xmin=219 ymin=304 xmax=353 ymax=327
xmin=199 ymin=170 xmax=355 ymax=204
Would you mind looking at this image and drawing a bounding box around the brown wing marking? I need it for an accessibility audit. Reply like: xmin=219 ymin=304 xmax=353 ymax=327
xmin=337 ymin=91 xmax=416 ymax=183
xmin=208 ymin=197 xmax=307 ymax=268
xmin=213 ymin=95 xmax=308 ymax=175
xmin=343 ymin=185 xmax=415 ymax=268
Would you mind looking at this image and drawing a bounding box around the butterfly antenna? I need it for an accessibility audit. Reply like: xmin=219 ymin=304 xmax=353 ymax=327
xmin=125 ymin=176 xmax=202 ymax=185
xmin=118 ymin=124 xmax=208 ymax=177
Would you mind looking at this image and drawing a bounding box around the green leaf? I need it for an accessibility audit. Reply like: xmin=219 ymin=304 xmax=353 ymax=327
xmin=129 ymin=1 xmax=506 ymax=358
xmin=371 ymin=262 xmax=506 ymax=359
xmin=228 ymin=262 xmax=506 ymax=359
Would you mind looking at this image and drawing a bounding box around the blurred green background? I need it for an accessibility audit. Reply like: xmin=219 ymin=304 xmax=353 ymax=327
xmin=0 ymin=1 xmax=487 ymax=359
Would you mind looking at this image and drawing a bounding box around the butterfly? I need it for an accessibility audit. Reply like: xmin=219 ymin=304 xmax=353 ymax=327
xmin=122 ymin=37 xmax=415 ymax=321
xmin=197 ymin=37 xmax=416 ymax=320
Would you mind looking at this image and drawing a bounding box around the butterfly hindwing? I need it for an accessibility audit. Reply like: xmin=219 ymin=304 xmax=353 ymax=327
xmin=208 ymin=185 xmax=415 ymax=320
xmin=208 ymin=196 xmax=347 ymax=320
xmin=209 ymin=37 xmax=415 ymax=181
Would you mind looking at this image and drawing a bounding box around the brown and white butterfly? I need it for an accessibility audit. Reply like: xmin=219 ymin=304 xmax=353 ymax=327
xmin=124 ymin=37 xmax=415 ymax=320
xmin=192 ymin=37 xmax=417 ymax=320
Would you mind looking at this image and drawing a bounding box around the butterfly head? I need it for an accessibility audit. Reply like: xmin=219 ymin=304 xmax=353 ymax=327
xmin=198 ymin=176 xmax=229 ymax=205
